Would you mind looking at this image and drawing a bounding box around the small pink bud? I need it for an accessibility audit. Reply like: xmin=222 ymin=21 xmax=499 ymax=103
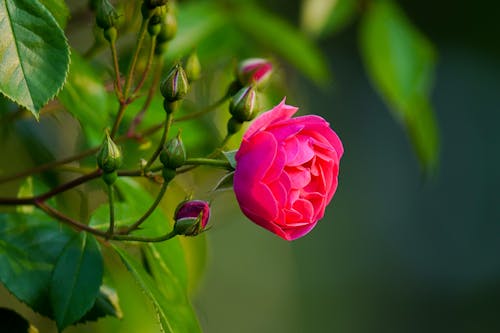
xmin=237 ymin=58 xmax=273 ymax=87
xmin=173 ymin=200 xmax=210 ymax=236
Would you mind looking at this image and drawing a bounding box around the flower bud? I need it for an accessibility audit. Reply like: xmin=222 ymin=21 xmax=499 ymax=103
xmin=185 ymin=51 xmax=201 ymax=82
xmin=96 ymin=0 xmax=118 ymax=30
xmin=148 ymin=6 xmax=166 ymax=36
xmin=160 ymin=64 xmax=189 ymax=102
xmin=237 ymin=58 xmax=273 ymax=87
xmin=227 ymin=117 xmax=243 ymax=135
xmin=173 ymin=200 xmax=210 ymax=236
xmin=229 ymin=86 xmax=257 ymax=122
xmin=97 ymin=132 xmax=122 ymax=173
xmin=160 ymin=132 xmax=186 ymax=169
xmin=156 ymin=12 xmax=177 ymax=43
xmin=103 ymin=27 xmax=117 ymax=43
xmin=102 ymin=170 xmax=118 ymax=185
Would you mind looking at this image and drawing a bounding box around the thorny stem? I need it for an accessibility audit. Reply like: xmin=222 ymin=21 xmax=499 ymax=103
xmin=110 ymin=38 xmax=123 ymax=95
xmin=131 ymin=35 xmax=157 ymax=98
xmin=106 ymin=184 xmax=115 ymax=237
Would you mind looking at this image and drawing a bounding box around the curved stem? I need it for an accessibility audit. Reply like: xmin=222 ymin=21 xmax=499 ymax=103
xmin=174 ymin=95 xmax=229 ymax=122
xmin=143 ymin=112 xmax=172 ymax=171
xmin=35 ymin=201 xmax=108 ymax=238
xmin=123 ymin=19 xmax=148 ymax=98
xmin=111 ymin=230 xmax=177 ymax=242
xmin=119 ymin=178 xmax=170 ymax=234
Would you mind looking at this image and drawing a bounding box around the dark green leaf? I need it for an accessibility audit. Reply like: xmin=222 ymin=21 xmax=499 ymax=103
xmin=58 ymin=50 xmax=109 ymax=146
xmin=113 ymin=245 xmax=202 ymax=333
xmin=0 ymin=0 xmax=70 ymax=117
xmin=0 ymin=307 xmax=37 ymax=333
xmin=233 ymin=2 xmax=329 ymax=84
xmin=39 ymin=0 xmax=69 ymax=29
xmin=77 ymin=285 xmax=122 ymax=324
xmin=50 ymin=232 xmax=103 ymax=330
xmin=0 ymin=212 xmax=73 ymax=316
xmin=359 ymin=0 xmax=439 ymax=172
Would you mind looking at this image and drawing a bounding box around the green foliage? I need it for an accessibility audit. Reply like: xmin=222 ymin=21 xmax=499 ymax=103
xmin=50 ymin=232 xmax=103 ymax=331
xmin=0 ymin=0 xmax=70 ymax=117
xmin=39 ymin=0 xmax=70 ymax=29
xmin=58 ymin=51 xmax=110 ymax=146
xmin=360 ymin=0 xmax=439 ymax=172
xmin=0 ymin=211 xmax=73 ymax=316
xmin=113 ymin=245 xmax=202 ymax=333
xmin=301 ymin=0 xmax=358 ymax=37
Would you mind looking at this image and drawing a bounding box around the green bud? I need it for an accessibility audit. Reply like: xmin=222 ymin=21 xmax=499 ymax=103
xmin=185 ymin=51 xmax=202 ymax=82
xmin=160 ymin=132 xmax=186 ymax=169
xmin=225 ymin=79 xmax=243 ymax=97
xmin=96 ymin=0 xmax=118 ymax=30
xmin=227 ymin=117 xmax=243 ymax=135
xmin=103 ymin=27 xmax=117 ymax=43
xmin=229 ymin=86 xmax=257 ymax=122
xmin=173 ymin=217 xmax=202 ymax=236
xmin=102 ymin=170 xmax=118 ymax=185
xmin=156 ymin=11 xmax=177 ymax=43
xmin=148 ymin=5 xmax=166 ymax=36
xmin=97 ymin=132 xmax=122 ymax=173
xmin=160 ymin=64 xmax=189 ymax=102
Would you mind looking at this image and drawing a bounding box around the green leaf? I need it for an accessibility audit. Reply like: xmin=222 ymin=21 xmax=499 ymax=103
xmin=359 ymin=0 xmax=439 ymax=172
xmin=77 ymin=285 xmax=123 ymax=324
xmin=113 ymin=245 xmax=202 ymax=333
xmin=0 ymin=307 xmax=37 ymax=333
xmin=222 ymin=150 xmax=237 ymax=169
xmin=58 ymin=50 xmax=110 ymax=146
xmin=233 ymin=2 xmax=329 ymax=84
xmin=0 ymin=212 xmax=73 ymax=316
xmin=301 ymin=0 xmax=358 ymax=37
xmin=50 ymin=232 xmax=103 ymax=331
xmin=39 ymin=0 xmax=70 ymax=29
xmin=212 ymin=171 xmax=234 ymax=192
xmin=0 ymin=0 xmax=70 ymax=117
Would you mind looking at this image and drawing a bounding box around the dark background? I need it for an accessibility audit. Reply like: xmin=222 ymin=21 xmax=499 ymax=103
xmin=195 ymin=1 xmax=500 ymax=332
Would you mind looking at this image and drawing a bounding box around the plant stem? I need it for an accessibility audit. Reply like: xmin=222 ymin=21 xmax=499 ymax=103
xmin=35 ymin=201 xmax=108 ymax=238
xmin=123 ymin=19 xmax=148 ymax=98
xmin=119 ymin=178 xmax=170 ymax=234
xmin=110 ymin=38 xmax=122 ymax=95
xmin=174 ymin=94 xmax=229 ymax=122
xmin=110 ymin=230 xmax=177 ymax=242
xmin=106 ymin=184 xmax=115 ymax=237
xmin=131 ymin=35 xmax=157 ymax=98
xmin=143 ymin=112 xmax=172 ymax=171
xmin=184 ymin=158 xmax=233 ymax=170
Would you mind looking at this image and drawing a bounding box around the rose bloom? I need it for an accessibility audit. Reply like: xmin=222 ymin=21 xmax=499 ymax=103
xmin=233 ymin=100 xmax=343 ymax=240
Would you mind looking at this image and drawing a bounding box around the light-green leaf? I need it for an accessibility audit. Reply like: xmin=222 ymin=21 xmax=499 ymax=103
xmin=58 ymin=50 xmax=110 ymax=146
xmin=0 ymin=212 xmax=73 ymax=317
xmin=50 ymin=232 xmax=103 ymax=331
xmin=301 ymin=0 xmax=358 ymax=37
xmin=233 ymin=2 xmax=330 ymax=84
xmin=359 ymin=0 xmax=439 ymax=172
xmin=113 ymin=245 xmax=202 ymax=333
xmin=0 ymin=0 xmax=70 ymax=117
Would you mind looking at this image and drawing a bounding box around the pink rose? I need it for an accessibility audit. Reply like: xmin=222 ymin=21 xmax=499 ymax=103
xmin=233 ymin=100 xmax=343 ymax=240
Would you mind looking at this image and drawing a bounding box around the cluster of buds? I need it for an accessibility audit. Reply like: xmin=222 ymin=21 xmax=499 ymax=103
xmin=96 ymin=132 xmax=122 ymax=185
xmin=226 ymin=58 xmax=273 ymax=135
xmin=173 ymin=200 xmax=210 ymax=236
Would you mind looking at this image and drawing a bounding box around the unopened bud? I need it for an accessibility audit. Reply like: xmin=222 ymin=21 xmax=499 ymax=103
xmin=157 ymin=11 xmax=177 ymax=43
xmin=173 ymin=200 xmax=210 ymax=236
xmin=97 ymin=132 xmax=122 ymax=173
xmin=237 ymin=58 xmax=273 ymax=87
xmin=96 ymin=0 xmax=118 ymax=30
xmin=160 ymin=132 xmax=186 ymax=169
xmin=227 ymin=117 xmax=243 ymax=135
xmin=229 ymin=86 xmax=257 ymax=122
xmin=160 ymin=64 xmax=189 ymax=102
xmin=185 ymin=51 xmax=201 ymax=82
xmin=148 ymin=6 xmax=166 ymax=36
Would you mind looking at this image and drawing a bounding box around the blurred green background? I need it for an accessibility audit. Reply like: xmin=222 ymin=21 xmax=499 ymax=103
xmin=1 ymin=0 xmax=500 ymax=332
xmin=194 ymin=1 xmax=500 ymax=332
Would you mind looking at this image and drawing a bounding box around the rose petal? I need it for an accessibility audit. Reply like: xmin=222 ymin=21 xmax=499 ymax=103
xmin=243 ymin=99 xmax=298 ymax=139
xmin=285 ymin=166 xmax=311 ymax=189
